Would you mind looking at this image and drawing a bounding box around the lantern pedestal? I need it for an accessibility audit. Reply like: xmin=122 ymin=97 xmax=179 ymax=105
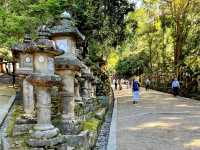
xmin=16 ymin=68 xmax=35 ymax=117
xmin=27 ymin=74 xmax=63 ymax=147
xmin=56 ymin=59 xmax=82 ymax=134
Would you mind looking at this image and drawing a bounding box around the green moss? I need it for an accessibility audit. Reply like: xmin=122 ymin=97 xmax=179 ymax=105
xmin=74 ymin=103 xmax=84 ymax=116
xmin=82 ymin=118 xmax=101 ymax=132
xmin=52 ymin=115 xmax=64 ymax=134
xmin=6 ymin=105 xmax=23 ymax=137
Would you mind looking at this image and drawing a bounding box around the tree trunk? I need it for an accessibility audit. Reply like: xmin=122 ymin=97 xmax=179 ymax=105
xmin=174 ymin=19 xmax=183 ymax=77
xmin=0 ymin=64 xmax=3 ymax=73
xmin=0 ymin=58 xmax=3 ymax=73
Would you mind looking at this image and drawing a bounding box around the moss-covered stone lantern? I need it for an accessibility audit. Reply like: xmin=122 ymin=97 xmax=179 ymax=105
xmin=11 ymin=34 xmax=35 ymax=117
xmin=49 ymin=11 xmax=85 ymax=134
xmin=26 ymin=26 xmax=64 ymax=148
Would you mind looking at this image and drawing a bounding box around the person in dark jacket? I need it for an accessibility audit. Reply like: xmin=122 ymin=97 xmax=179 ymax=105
xmin=132 ymin=79 xmax=140 ymax=104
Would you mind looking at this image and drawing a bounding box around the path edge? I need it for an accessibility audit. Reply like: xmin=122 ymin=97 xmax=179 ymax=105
xmin=0 ymin=95 xmax=16 ymax=128
xmin=107 ymin=97 xmax=117 ymax=150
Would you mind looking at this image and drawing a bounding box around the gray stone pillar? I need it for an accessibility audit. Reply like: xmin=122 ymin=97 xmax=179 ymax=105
xmin=28 ymin=85 xmax=61 ymax=147
xmin=34 ymin=86 xmax=54 ymax=131
xmin=59 ymin=70 xmax=75 ymax=120
xmin=22 ymin=78 xmax=34 ymax=116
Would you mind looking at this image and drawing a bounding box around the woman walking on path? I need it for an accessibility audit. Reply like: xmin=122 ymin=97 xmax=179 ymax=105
xmin=132 ymin=79 xmax=140 ymax=104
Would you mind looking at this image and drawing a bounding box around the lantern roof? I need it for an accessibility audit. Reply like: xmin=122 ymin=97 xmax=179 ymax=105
xmin=11 ymin=34 xmax=32 ymax=55
xmin=27 ymin=26 xmax=64 ymax=56
xmin=49 ymin=11 xmax=85 ymax=41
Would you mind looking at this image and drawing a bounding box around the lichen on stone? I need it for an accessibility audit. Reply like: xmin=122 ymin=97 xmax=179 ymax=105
xmin=6 ymin=105 xmax=23 ymax=137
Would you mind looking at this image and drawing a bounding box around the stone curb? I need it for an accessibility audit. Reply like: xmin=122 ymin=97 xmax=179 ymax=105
xmin=0 ymin=94 xmax=16 ymax=150
xmin=0 ymin=95 xmax=16 ymax=128
xmin=106 ymin=97 xmax=117 ymax=150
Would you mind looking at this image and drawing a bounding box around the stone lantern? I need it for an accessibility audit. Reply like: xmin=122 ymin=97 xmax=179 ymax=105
xmin=26 ymin=26 xmax=64 ymax=147
xmin=80 ymin=53 xmax=94 ymax=99
xmin=11 ymin=34 xmax=35 ymax=117
xmin=49 ymin=11 xmax=85 ymax=133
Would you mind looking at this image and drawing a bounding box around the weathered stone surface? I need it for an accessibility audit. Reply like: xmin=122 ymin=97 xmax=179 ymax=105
xmin=15 ymin=116 xmax=37 ymax=125
xmin=30 ymin=148 xmax=44 ymax=150
xmin=22 ymin=79 xmax=35 ymax=115
xmin=89 ymin=132 xmax=98 ymax=147
xmin=63 ymin=131 xmax=98 ymax=150
xmin=28 ymin=135 xmax=64 ymax=147
xmin=61 ymin=119 xmax=82 ymax=135
xmin=64 ymin=131 xmax=89 ymax=148
xmin=57 ymin=143 xmax=70 ymax=150
xmin=95 ymin=108 xmax=106 ymax=120
xmin=57 ymin=70 xmax=76 ymax=120
xmin=13 ymin=124 xmax=34 ymax=136
xmin=49 ymin=11 xmax=85 ymax=41
xmin=30 ymin=128 xmax=59 ymax=139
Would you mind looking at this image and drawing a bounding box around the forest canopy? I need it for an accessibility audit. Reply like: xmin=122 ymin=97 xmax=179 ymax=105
xmin=114 ymin=0 xmax=200 ymax=79
xmin=0 ymin=0 xmax=135 ymax=62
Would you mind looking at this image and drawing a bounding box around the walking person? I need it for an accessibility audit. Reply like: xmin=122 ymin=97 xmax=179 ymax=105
xmin=118 ymin=79 xmax=122 ymax=90
xmin=171 ymin=77 xmax=180 ymax=96
xmin=114 ymin=79 xmax=118 ymax=90
xmin=132 ymin=78 xmax=140 ymax=104
xmin=127 ymin=80 xmax=130 ymax=89
xmin=145 ymin=78 xmax=151 ymax=91
xmin=12 ymin=72 xmax=16 ymax=87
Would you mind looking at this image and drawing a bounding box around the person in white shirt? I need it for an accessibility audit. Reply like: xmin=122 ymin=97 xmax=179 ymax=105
xmin=145 ymin=78 xmax=151 ymax=91
xmin=171 ymin=78 xmax=180 ymax=96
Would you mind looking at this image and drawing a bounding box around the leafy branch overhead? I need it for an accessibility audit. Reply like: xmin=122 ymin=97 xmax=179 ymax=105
xmin=0 ymin=0 xmax=136 ymax=63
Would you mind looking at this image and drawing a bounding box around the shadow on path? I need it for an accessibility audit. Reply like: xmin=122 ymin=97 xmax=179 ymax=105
xmin=116 ymin=87 xmax=200 ymax=150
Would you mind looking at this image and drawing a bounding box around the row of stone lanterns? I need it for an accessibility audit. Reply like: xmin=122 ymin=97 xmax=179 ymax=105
xmin=27 ymin=26 xmax=64 ymax=147
xmin=11 ymin=11 xmax=97 ymax=148
xmin=13 ymin=25 xmax=64 ymax=147
xmin=49 ymin=11 xmax=86 ymax=134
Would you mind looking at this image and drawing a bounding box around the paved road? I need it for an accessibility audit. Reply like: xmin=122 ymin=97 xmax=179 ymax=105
xmin=116 ymin=88 xmax=200 ymax=150
xmin=0 ymin=84 xmax=15 ymax=126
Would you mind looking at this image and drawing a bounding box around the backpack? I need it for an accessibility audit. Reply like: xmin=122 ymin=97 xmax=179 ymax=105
xmin=133 ymin=81 xmax=139 ymax=91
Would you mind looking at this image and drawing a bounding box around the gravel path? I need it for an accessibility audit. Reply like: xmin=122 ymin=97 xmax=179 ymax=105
xmin=117 ymin=88 xmax=200 ymax=150
xmin=95 ymin=110 xmax=113 ymax=150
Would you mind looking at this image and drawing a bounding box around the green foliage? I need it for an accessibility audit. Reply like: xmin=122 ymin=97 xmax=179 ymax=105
xmin=0 ymin=0 xmax=135 ymax=63
xmin=0 ymin=47 xmax=12 ymax=61
xmin=113 ymin=0 xmax=199 ymax=78
xmin=107 ymin=50 xmax=119 ymax=73
xmin=82 ymin=118 xmax=101 ymax=132
xmin=115 ymin=51 xmax=149 ymax=79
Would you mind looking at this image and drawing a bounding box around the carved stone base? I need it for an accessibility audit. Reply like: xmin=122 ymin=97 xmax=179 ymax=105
xmin=16 ymin=115 xmax=37 ymax=125
xmin=13 ymin=115 xmax=37 ymax=136
xmin=61 ymin=119 xmax=81 ymax=135
xmin=28 ymin=135 xmax=64 ymax=148
xmin=28 ymin=126 xmax=62 ymax=147
xmin=31 ymin=127 xmax=59 ymax=139
xmin=63 ymin=131 xmax=98 ymax=150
